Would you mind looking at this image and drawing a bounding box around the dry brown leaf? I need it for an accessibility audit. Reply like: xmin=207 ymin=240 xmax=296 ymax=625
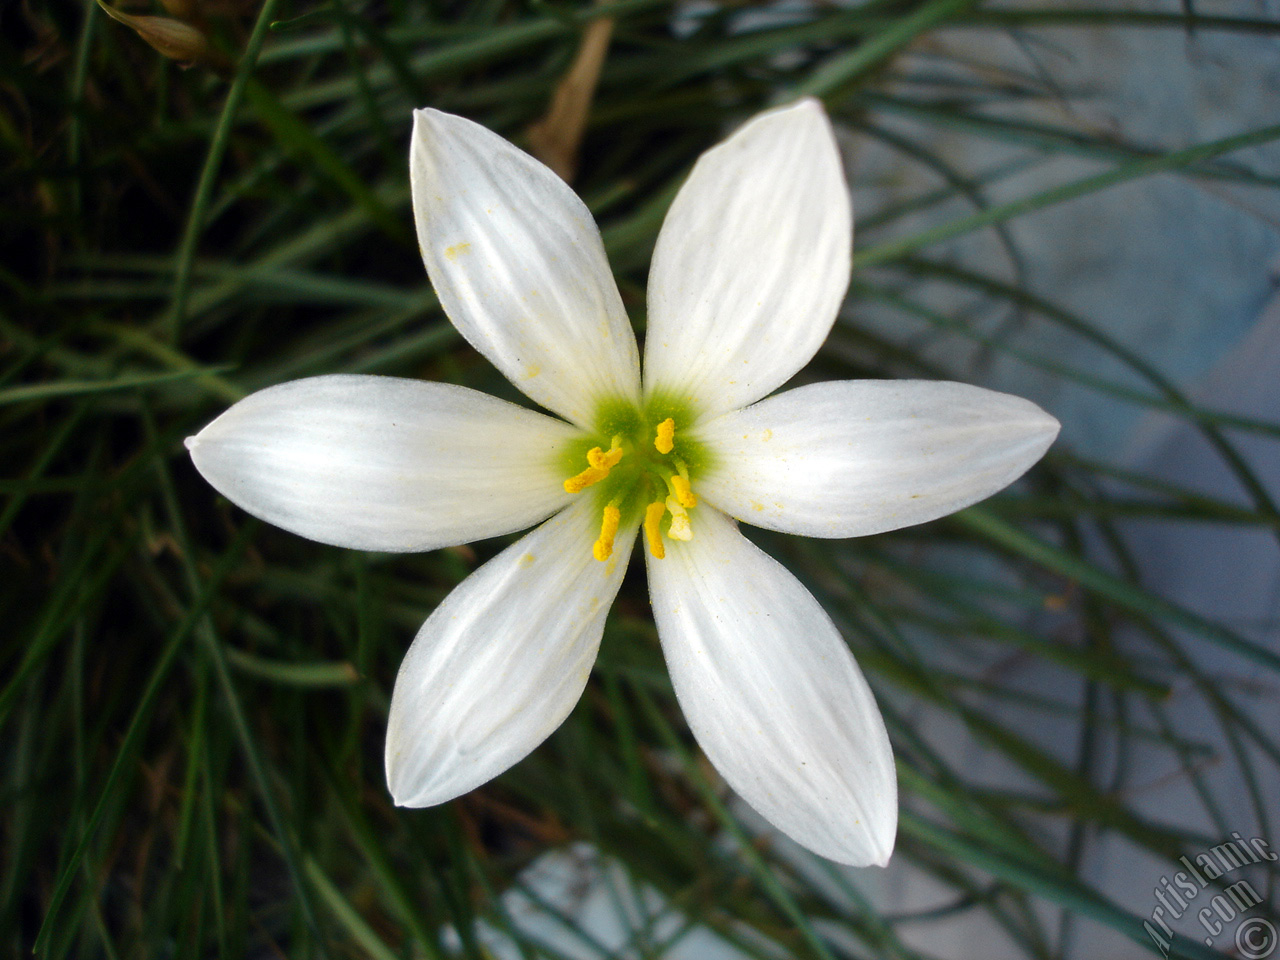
xmin=526 ymin=16 xmax=614 ymax=183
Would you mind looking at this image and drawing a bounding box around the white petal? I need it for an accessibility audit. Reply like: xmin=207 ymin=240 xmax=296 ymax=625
xmin=411 ymin=108 xmax=641 ymax=426
xmin=695 ymin=379 xmax=1060 ymax=538
xmin=386 ymin=496 xmax=637 ymax=806
xmin=643 ymin=98 xmax=851 ymax=418
xmin=646 ymin=507 xmax=896 ymax=866
xmin=186 ymin=374 xmax=578 ymax=552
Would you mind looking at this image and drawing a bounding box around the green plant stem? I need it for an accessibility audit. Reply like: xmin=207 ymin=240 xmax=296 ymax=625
xmin=166 ymin=0 xmax=285 ymax=344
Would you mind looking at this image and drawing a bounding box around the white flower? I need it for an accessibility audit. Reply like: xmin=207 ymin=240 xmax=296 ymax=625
xmin=186 ymin=98 xmax=1059 ymax=867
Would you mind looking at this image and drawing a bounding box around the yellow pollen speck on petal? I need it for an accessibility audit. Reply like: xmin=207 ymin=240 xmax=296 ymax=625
xmin=443 ymin=242 xmax=471 ymax=261
xmin=644 ymin=501 xmax=666 ymax=559
xmin=671 ymin=474 xmax=697 ymax=508
xmin=654 ymin=418 xmax=675 ymax=455
xmin=593 ymin=505 xmax=621 ymax=562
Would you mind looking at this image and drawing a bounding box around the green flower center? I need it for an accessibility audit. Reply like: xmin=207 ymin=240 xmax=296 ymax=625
xmin=558 ymin=396 xmax=712 ymax=561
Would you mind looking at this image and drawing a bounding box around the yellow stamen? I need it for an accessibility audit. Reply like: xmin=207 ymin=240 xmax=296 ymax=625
xmin=665 ymin=497 xmax=692 ymax=541
xmin=670 ymin=474 xmax=697 ymax=509
xmin=564 ymin=439 xmax=624 ymax=493
xmin=643 ymin=501 xmax=667 ymax=559
xmin=654 ymin=418 xmax=675 ymax=455
xmin=564 ymin=464 xmax=609 ymax=493
xmin=587 ymin=442 xmax=624 ymax=470
xmin=592 ymin=505 xmax=621 ymax=562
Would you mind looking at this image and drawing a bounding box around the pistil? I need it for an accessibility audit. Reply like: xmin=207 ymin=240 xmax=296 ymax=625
xmin=664 ymin=497 xmax=692 ymax=540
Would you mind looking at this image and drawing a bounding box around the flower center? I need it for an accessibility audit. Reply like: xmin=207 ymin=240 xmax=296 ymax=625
xmin=560 ymin=407 xmax=704 ymax=562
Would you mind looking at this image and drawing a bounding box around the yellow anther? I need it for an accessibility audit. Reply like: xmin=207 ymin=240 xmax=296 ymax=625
xmin=670 ymin=474 xmax=697 ymax=509
xmin=587 ymin=444 xmax=623 ymax=470
xmin=564 ymin=439 xmax=624 ymax=493
xmin=643 ymin=501 xmax=667 ymax=559
xmin=665 ymin=497 xmax=692 ymax=541
xmin=593 ymin=505 xmax=621 ymax=562
xmin=564 ymin=465 xmax=609 ymax=493
xmin=654 ymin=418 xmax=675 ymax=455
